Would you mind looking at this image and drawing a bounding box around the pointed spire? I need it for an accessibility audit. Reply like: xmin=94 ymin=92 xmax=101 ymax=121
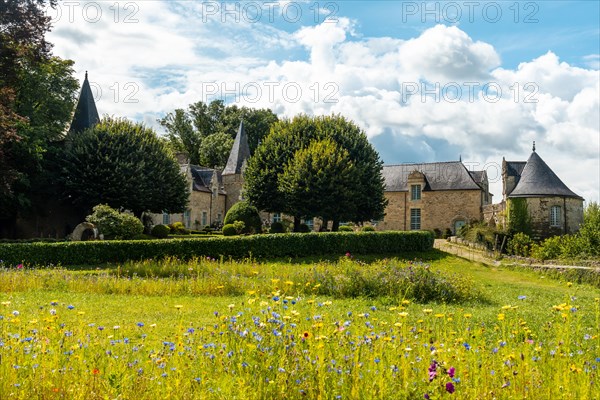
xmin=459 ymin=154 xmax=462 ymax=162
xmin=69 ymin=72 xmax=100 ymax=133
xmin=532 ymin=141 xmax=536 ymax=152
xmin=222 ymin=120 xmax=251 ymax=175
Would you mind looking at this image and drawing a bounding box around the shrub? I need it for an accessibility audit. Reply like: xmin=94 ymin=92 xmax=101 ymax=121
xmin=338 ymin=225 xmax=353 ymax=232
xmin=222 ymin=224 xmax=237 ymax=236
xmin=530 ymin=236 xmax=562 ymax=260
xmin=0 ymin=231 xmax=434 ymax=266
xmin=169 ymin=222 xmax=189 ymax=235
xmin=270 ymin=221 xmax=285 ymax=234
xmin=443 ymin=228 xmax=453 ymax=239
xmin=233 ymin=221 xmax=246 ymax=234
xmin=361 ymin=226 xmax=375 ymax=232
xmin=433 ymin=228 xmax=442 ymax=238
xmin=86 ymin=204 xmax=143 ymax=240
xmin=297 ymin=223 xmax=311 ymax=233
xmin=224 ymin=201 xmax=261 ymax=234
xmin=507 ymin=232 xmax=532 ymax=257
xmin=151 ymin=224 xmax=170 ymax=239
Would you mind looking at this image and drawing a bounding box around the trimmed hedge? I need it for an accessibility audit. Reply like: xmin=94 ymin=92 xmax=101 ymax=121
xmin=0 ymin=231 xmax=434 ymax=267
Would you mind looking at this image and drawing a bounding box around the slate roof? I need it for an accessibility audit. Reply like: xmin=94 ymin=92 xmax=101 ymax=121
xmin=190 ymin=166 xmax=225 ymax=195
xmin=69 ymin=72 xmax=100 ymax=133
xmin=222 ymin=121 xmax=250 ymax=176
xmin=504 ymin=161 xmax=526 ymax=178
xmin=382 ymin=162 xmax=482 ymax=192
xmin=508 ymin=151 xmax=582 ymax=199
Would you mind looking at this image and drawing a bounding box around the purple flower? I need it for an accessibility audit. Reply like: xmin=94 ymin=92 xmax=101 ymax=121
xmin=448 ymin=367 xmax=455 ymax=378
xmin=445 ymin=382 xmax=455 ymax=394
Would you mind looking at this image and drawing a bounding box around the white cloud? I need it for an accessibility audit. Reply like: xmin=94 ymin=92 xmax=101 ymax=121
xmin=47 ymin=2 xmax=599 ymax=202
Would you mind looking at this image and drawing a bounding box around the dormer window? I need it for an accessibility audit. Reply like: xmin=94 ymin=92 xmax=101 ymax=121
xmin=411 ymin=185 xmax=421 ymax=201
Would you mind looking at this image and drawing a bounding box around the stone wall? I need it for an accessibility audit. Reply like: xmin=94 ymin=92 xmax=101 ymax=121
xmin=525 ymin=196 xmax=583 ymax=239
xmin=222 ymin=174 xmax=243 ymax=212
xmin=378 ymin=189 xmax=483 ymax=232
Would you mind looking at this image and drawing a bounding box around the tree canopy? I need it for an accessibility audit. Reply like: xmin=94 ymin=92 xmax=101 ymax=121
xmin=61 ymin=117 xmax=189 ymax=217
xmin=0 ymin=0 xmax=78 ymax=228
xmin=158 ymin=100 xmax=278 ymax=168
xmin=244 ymin=114 xmax=387 ymax=231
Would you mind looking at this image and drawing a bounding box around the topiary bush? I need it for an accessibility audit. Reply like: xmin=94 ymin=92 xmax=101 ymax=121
xmin=361 ymin=226 xmax=375 ymax=232
xmin=269 ymin=221 xmax=285 ymax=234
xmin=86 ymin=204 xmax=143 ymax=240
xmin=222 ymin=224 xmax=237 ymax=236
xmin=223 ymin=201 xmax=262 ymax=234
xmin=338 ymin=225 xmax=353 ymax=232
xmin=169 ymin=222 xmax=189 ymax=235
xmin=297 ymin=223 xmax=311 ymax=233
xmin=151 ymin=224 xmax=170 ymax=239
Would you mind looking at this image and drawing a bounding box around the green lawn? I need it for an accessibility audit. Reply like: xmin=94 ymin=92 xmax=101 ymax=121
xmin=1 ymin=251 xmax=598 ymax=399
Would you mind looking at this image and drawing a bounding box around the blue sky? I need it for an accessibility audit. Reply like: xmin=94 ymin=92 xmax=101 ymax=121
xmin=47 ymin=1 xmax=599 ymax=202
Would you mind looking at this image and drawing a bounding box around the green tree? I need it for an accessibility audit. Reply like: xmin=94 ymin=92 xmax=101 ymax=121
xmin=223 ymin=200 xmax=262 ymax=234
xmin=244 ymin=114 xmax=387 ymax=231
xmin=278 ymin=138 xmax=356 ymax=224
xmin=61 ymin=117 xmax=189 ymax=217
xmin=0 ymin=0 xmax=79 ymax=231
xmin=198 ymin=132 xmax=234 ymax=168
xmin=158 ymin=100 xmax=277 ymax=168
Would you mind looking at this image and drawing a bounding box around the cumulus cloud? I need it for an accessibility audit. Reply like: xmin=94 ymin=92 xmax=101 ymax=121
xmin=47 ymin=2 xmax=599 ymax=202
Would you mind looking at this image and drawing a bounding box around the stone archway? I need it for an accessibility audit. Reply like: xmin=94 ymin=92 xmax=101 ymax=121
xmin=71 ymin=222 xmax=98 ymax=241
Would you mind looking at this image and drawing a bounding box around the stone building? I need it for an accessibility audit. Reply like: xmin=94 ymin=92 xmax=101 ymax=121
xmin=485 ymin=144 xmax=584 ymax=239
xmin=150 ymin=122 xmax=248 ymax=230
xmin=377 ymin=161 xmax=491 ymax=233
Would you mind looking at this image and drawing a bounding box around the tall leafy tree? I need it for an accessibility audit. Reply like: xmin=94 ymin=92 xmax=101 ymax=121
xmin=0 ymin=0 xmax=79 ymax=230
xmin=159 ymin=100 xmax=277 ymax=168
xmin=245 ymin=114 xmax=387 ymax=231
xmin=279 ymin=138 xmax=357 ymax=224
xmin=61 ymin=117 xmax=189 ymax=217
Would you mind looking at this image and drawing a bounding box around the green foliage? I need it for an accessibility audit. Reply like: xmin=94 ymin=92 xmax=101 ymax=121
xmin=158 ymin=100 xmax=278 ymax=167
xmin=577 ymin=202 xmax=600 ymax=257
xmin=269 ymin=221 xmax=285 ymax=233
xmin=443 ymin=228 xmax=453 ymax=239
xmin=362 ymin=226 xmax=375 ymax=232
xmin=168 ymin=222 xmax=189 ymax=235
xmin=507 ymin=232 xmax=532 ymax=257
xmin=530 ymin=236 xmax=563 ymax=260
xmin=222 ymin=224 xmax=237 ymax=236
xmin=244 ymin=114 xmax=387 ymax=230
xmin=461 ymin=221 xmax=496 ymax=249
xmin=61 ymin=117 xmax=189 ymax=217
xmin=198 ymin=132 xmax=233 ymax=169
xmin=0 ymin=231 xmax=434 ymax=266
xmin=507 ymin=198 xmax=532 ymax=235
xmin=85 ymin=204 xmax=143 ymax=240
xmin=151 ymin=224 xmax=170 ymax=239
xmin=233 ymin=221 xmax=246 ymax=234
xmin=224 ymin=201 xmax=261 ymax=234
xmin=297 ymin=223 xmax=311 ymax=233
xmin=338 ymin=225 xmax=353 ymax=232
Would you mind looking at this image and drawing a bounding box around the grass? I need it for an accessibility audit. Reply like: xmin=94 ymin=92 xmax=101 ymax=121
xmin=1 ymin=252 xmax=598 ymax=399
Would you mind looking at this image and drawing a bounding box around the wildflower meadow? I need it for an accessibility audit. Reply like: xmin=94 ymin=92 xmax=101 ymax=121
xmin=1 ymin=253 xmax=599 ymax=399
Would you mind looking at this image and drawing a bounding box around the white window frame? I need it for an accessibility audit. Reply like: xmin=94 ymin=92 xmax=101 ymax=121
xmin=410 ymin=208 xmax=421 ymax=230
xmin=550 ymin=206 xmax=561 ymax=227
xmin=201 ymin=211 xmax=208 ymax=227
xmin=162 ymin=212 xmax=170 ymax=225
xmin=184 ymin=210 xmax=191 ymax=229
xmin=411 ymin=184 xmax=421 ymax=201
xmin=272 ymin=213 xmax=282 ymax=223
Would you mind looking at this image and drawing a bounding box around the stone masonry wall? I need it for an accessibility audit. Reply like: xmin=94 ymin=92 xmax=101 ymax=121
xmin=526 ymin=196 xmax=583 ymax=239
xmin=378 ymin=189 xmax=483 ymax=232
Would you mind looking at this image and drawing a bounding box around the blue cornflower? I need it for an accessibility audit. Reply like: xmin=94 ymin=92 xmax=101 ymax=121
xmin=67 ymin=305 xmax=74 ymax=310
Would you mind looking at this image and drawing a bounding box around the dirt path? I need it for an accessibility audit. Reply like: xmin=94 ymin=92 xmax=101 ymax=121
xmin=433 ymin=239 xmax=596 ymax=270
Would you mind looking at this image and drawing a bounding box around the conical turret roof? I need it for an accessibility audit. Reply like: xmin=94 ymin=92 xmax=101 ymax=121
xmin=69 ymin=72 xmax=100 ymax=133
xmin=222 ymin=121 xmax=250 ymax=175
xmin=508 ymin=151 xmax=582 ymax=199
